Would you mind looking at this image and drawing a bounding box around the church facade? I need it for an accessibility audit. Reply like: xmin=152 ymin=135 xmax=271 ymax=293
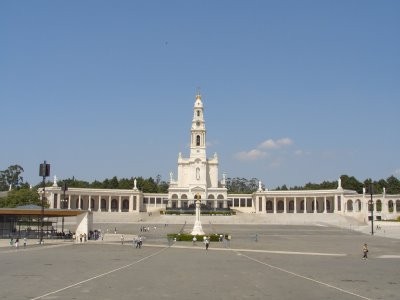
xmin=42 ymin=94 xmax=400 ymax=223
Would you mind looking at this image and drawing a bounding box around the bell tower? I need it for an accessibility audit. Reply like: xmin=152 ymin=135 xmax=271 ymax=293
xmin=190 ymin=93 xmax=207 ymax=160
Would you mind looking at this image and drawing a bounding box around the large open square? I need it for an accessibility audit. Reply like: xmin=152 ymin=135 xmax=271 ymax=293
xmin=1 ymin=224 xmax=399 ymax=300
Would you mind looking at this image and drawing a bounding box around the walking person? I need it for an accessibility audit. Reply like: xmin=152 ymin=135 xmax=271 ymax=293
xmin=23 ymin=237 xmax=27 ymax=248
xmin=138 ymin=236 xmax=143 ymax=248
xmin=121 ymin=234 xmax=124 ymax=245
xmin=362 ymin=243 xmax=369 ymax=260
xmin=15 ymin=238 xmax=19 ymax=249
xmin=205 ymin=237 xmax=210 ymax=250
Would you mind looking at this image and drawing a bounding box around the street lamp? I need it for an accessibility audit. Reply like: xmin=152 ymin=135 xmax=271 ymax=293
xmin=61 ymin=182 xmax=68 ymax=209
xmin=61 ymin=182 xmax=68 ymax=233
xmin=368 ymin=183 xmax=374 ymax=236
xmin=39 ymin=161 xmax=50 ymax=244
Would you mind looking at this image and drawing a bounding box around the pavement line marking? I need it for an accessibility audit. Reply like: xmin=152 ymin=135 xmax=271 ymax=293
xmin=144 ymin=243 xmax=346 ymax=257
xmin=378 ymin=255 xmax=400 ymax=258
xmin=237 ymin=252 xmax=372 ymax=300
xmin=30 ymin=246 xmax=169 ymax=300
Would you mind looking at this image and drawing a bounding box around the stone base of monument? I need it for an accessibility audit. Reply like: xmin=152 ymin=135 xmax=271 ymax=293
xmin=191 ymin=221 xmax=205 ymax=235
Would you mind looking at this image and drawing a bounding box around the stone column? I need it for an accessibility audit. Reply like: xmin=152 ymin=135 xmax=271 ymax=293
xmin=98 ymin=196 xmax=101 ymax=212
xmin=294 ymin=197 xmax=297 ymax=213
xmin=262 ymin=196 xmax=266 ymax=213
xmin=313 ymin=197 xmax=317 ymax=213
xmin=78 ymin=195 xmax=82 ymax=210
xmin=273 ymin=197 xmax=277 ymax=214
xmin=88 ymin=195 xmax=92 ymax=211
xmin=118 ymin=196 xmax=122 ymax=212
xmin=56 ymin=193 xmax=61 ymax=209
xmin=136 ymin=195 xmax=140 ymax=212
xmin=324 ymin=196 xmax=327 ymax=213
xmin=68 ymin=195 xmax=71 ymax=209
xmin=333 ymin=195 xmax=336 ymax=213
xmin=283 ymin=197 xmax=287 ymax=213
xmin=191 ymin=198 xmax=205 ymax=235
xmin=304 ymin=197 xmax=307 ymax=213
xmin=129 ymin=195 xmax=134 ymax=212
xmin=108 ymin=196 xmax=112 ymax=212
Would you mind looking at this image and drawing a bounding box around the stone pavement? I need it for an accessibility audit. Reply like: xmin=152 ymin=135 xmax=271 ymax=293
xmin=1 ymin=224 xmax=400 ymax=300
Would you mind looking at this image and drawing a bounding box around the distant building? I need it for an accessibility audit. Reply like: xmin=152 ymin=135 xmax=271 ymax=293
xmin=41 ymin=94 xmax=400 ymax=223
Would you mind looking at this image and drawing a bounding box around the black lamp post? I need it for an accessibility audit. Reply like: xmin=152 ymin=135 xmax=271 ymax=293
xmin=61 ymin=182 xmax=68 ymax=233
xmin=368 ymin=183 xmax=374 ymax=236
xmin=61 ymin=182 xmax=68 ymax=209
xmin=39 ymin=161 xmax=50 ymax=244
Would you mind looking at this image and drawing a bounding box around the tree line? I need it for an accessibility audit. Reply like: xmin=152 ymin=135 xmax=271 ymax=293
xmin=1 ymin=164 xmax=400 ymax=208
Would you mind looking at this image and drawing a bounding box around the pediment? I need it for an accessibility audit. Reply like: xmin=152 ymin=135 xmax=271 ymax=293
xmin=191 ymin=186 xmax=205 ymax=192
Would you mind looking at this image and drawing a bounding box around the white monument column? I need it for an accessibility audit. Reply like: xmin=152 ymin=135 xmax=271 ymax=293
xmin=191 ymin=194 xmax=205 ymax=235
xmin=56 ymin=193 xmax=61 ymax=209
xmin=262 ymin=196 xmax=266 ymax=213
xmin=313 ymin=197 xmax=317 ymax=213
xmin=283 ymin=197 xmax=287 ymax=213
xmin=129 ymin=195 xmax=134 ymax=212
xmin=304 ymin=197 xmax=307 ymax=213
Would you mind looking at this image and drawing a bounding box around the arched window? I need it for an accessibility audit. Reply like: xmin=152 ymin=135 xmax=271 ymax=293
xmin=196 ymin=135 xmax=200 ymax=146
xmin=122 ymin=199 xmax=129 ymax=210
xmin=388 ymin=200 xmax=394 ymax=212
xmin=376 ymin=200 xmax=382 ymax=212
xmin=289 ymin=200 xmax=294 ymax=212
xmin=111 ymin=199 xmax=118 ymax=211
xmin=355 ymin=200 xmax=361 ymax=212
xmin=197 ymin=110 xmax=200 ymax=117
xmin=347 ymin=200 xmax=353 ymax=212
xmin=277 ymin=200 xmax=284 ymax=212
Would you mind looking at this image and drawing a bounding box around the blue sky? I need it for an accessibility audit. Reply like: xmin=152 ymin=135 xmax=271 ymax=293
xmin=1 ymin=1 xmax=399 ymax=188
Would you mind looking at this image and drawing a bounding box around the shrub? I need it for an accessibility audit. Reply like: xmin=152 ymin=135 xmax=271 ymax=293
xmin=167 ymin=233 xmax=229 ymax=242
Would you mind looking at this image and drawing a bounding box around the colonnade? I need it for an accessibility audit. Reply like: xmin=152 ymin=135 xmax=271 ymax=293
xmin=49 ymin=192 xmax=141 ymax=212
xmin=256 ymin=195 xmax=336 ymax=214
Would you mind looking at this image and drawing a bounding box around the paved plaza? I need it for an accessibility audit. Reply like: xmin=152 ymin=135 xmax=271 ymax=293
xmin=1 ymin=224 xmax=400 ymax=300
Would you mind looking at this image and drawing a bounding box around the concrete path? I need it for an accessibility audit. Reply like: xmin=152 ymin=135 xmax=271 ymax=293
xmin=1 ymin=224 xmax=400 ymax=299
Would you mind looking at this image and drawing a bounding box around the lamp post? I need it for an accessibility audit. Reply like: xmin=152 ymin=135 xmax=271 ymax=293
xmin=368 ymin=183 xmax=374 ymax=236
xmin=39 ymin=161 xmax=50 ymax=244
xmin=61 ymin=182 xmax=68 ymax=233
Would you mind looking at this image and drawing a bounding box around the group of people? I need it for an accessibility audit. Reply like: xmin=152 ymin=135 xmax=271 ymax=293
xmin=9 ymin=237 xmax=27 ymax=249
xmin=133 ymin=236 xmax=143 ymax=248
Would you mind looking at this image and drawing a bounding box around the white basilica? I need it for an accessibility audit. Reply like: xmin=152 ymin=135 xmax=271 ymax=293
xmin=43 ymin=94 xmax=400 ymax=223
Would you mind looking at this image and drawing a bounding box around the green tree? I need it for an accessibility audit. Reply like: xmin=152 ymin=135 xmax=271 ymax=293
xmin=386 ymin=176 xmax=400 ymax=194
xmin=0 ymin=165 xmax=25 ymax=191
xmin=341 ymin=175 xmax=363 ymax=193
xmin=226 ymin=177 xmax=260 ymax=194
xmin=0 ymin=188 xmax=43 ymax=208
